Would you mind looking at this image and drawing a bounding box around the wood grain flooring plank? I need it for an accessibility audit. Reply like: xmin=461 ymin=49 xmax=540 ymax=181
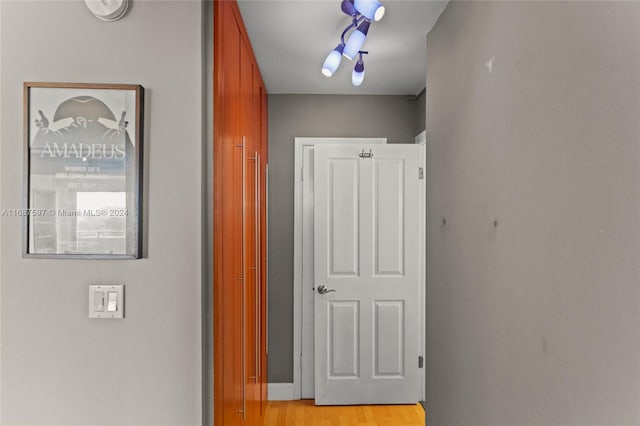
xmin=263 ymin=400 xmax=425 ymax=426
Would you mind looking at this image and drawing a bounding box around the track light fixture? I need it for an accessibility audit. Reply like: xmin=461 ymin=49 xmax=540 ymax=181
xmin=321 ymin=0 xmax=385 ymax=87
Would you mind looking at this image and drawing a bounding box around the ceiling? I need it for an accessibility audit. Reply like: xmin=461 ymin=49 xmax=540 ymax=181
xmin=237 ymin=0 xmax=449 ymax=95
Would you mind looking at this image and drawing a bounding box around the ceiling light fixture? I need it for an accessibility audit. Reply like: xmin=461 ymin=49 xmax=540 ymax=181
xmin=322 ymin=44 xmax=345 ymax=77
xmin=352 ymin=53 xmax=366 ymax=86
xmin=321 ymin=0 xmax=385 ymax=87
xmin=343 ymin=20 xmax=370 ymax=60
xmin=341 ymin=0 xmax=358 ymax=16
xmin=354 ymin=0 xmax=385 ymax=21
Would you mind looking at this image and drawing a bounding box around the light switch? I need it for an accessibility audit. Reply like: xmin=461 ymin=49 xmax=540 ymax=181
xmin=107 ymin=292 xmax=118 ymax=312
xmin=89 ymin=285 xmax=124 ymax=319
xmin=94 ymin=291 xmax=105 ymax=312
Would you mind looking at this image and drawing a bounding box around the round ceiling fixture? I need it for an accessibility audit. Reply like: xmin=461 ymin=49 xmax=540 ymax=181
xmin=85 ymin=0 xmax=129 ymax=22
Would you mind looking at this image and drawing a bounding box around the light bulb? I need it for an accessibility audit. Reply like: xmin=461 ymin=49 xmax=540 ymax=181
xmin=322 ymin=44 xmax=344 ymax=77
xmin=343 ymin=20 xmax=370 ymax=60
xmin=354 ymin=0 xmax=385 ymax=21
xmin=352 ymin=60 xmax=365 ymax=86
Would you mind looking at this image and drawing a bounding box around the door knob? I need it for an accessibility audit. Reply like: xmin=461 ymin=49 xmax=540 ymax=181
xmin=317 ymin=285 xmax=336 ymax=295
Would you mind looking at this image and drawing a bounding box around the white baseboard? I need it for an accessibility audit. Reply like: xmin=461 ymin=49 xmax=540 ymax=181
xmin=268 ymin=383 xmax=295 ymax=401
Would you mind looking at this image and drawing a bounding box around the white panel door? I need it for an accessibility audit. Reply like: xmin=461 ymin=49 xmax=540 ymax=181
xmin=298 ymin=138 xmax=386 ymax=399
xmin=314 ymin=144 xmax=422 ymax=405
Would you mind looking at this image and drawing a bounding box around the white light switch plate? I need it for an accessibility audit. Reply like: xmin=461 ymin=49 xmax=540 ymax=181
xmin=89 ymin=285 xmax=124 ymax=319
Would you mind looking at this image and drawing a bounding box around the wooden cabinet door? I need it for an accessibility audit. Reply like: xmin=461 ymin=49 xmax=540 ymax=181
xmin=214 ymin=2 xmax=268 ymax=425
xmin=240 ymin=31 xmax=260 ymax=426
xmin=258 ymin=83 xmax=269 ymax=417
xmin=215 ymin=3 xmax=243 ymax=426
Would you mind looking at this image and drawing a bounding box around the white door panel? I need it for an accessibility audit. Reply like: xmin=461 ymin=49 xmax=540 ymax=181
xmin=373 ymin=158 xmax=406 ymax=276
xmin=374 ymin=300 xmax=405 ymax=377
xmin=314 ymin=144 xmax=421 ymax=405
xmin=328 ymin=158 xmax=360 ymax=277
xmin=328 ymin=300 xmax=360 ymax=378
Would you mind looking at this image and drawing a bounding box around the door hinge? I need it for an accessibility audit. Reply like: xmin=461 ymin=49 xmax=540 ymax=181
xmin=418 ymin=167 xmax=424 ymax=180
xmin=301 ymin=168 xmax=304 ymax=181
xmin=418 ymin=356 xmax=424 ymax=368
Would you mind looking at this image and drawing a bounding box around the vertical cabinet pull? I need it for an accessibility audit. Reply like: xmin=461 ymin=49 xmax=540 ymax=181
xmin=239 ymin=141 xmax=263 ymax=419
xmin=265 ymin=164 xmax=269 ymax=356
xmin=240 ymin=138 xmax=246 ymax=420
xmin=255 ymin=152 xmax=261 ymax=383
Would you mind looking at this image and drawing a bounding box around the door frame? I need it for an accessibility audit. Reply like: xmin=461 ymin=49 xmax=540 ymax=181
xmin=293 ymin=137 xmax=426 ymax=401
xmin=415 ymin=130 xmax=426 ymax=404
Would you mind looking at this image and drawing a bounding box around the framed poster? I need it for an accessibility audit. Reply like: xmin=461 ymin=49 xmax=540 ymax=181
xmin=23 ymin=82 xmax=144 ymax=259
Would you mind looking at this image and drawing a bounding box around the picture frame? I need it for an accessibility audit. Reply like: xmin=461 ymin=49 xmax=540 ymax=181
xmin=23 ymin=82 xmax=144 ymax=259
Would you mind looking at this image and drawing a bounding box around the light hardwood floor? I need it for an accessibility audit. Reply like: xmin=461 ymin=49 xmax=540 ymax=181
xmin=263 ymin=400 xmax=425 ymax=426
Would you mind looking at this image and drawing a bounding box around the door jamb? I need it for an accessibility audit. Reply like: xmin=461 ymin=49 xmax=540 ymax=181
xmin=415 ymin=131 xmax=427 ymax=402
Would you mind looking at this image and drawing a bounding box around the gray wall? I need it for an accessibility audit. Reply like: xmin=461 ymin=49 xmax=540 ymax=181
xmin=268 ymin=94 xmax=420 ymax=382
xmin=0 ymin=1 xmax=205 ymax=425
xmin=415 ymin=89 xmax=426 ymax=136
xmin=425 ymin=1 xmax=640 ymax=425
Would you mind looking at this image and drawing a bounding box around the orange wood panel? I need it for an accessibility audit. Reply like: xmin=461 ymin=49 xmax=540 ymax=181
xmin=229 ymin=2 xmax=266 ymax=89
xmin=240 ymin=23 xmax=259 ymax=426
xmin=214 ymin=1 xmax=268 ymax=426
xmin=215 ymin=2 xmax=243 ymax=426
xmin=259 ymin=83 xmax=269 ymax=417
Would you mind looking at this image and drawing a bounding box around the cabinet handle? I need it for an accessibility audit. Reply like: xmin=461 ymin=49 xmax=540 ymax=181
xmin=240 ymin=138 xmax=246 ymax=420
xmin=265 ymin=164 xmax=269 ymax=356
xmin=255 ymin=152 xmax=261 ymax=383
